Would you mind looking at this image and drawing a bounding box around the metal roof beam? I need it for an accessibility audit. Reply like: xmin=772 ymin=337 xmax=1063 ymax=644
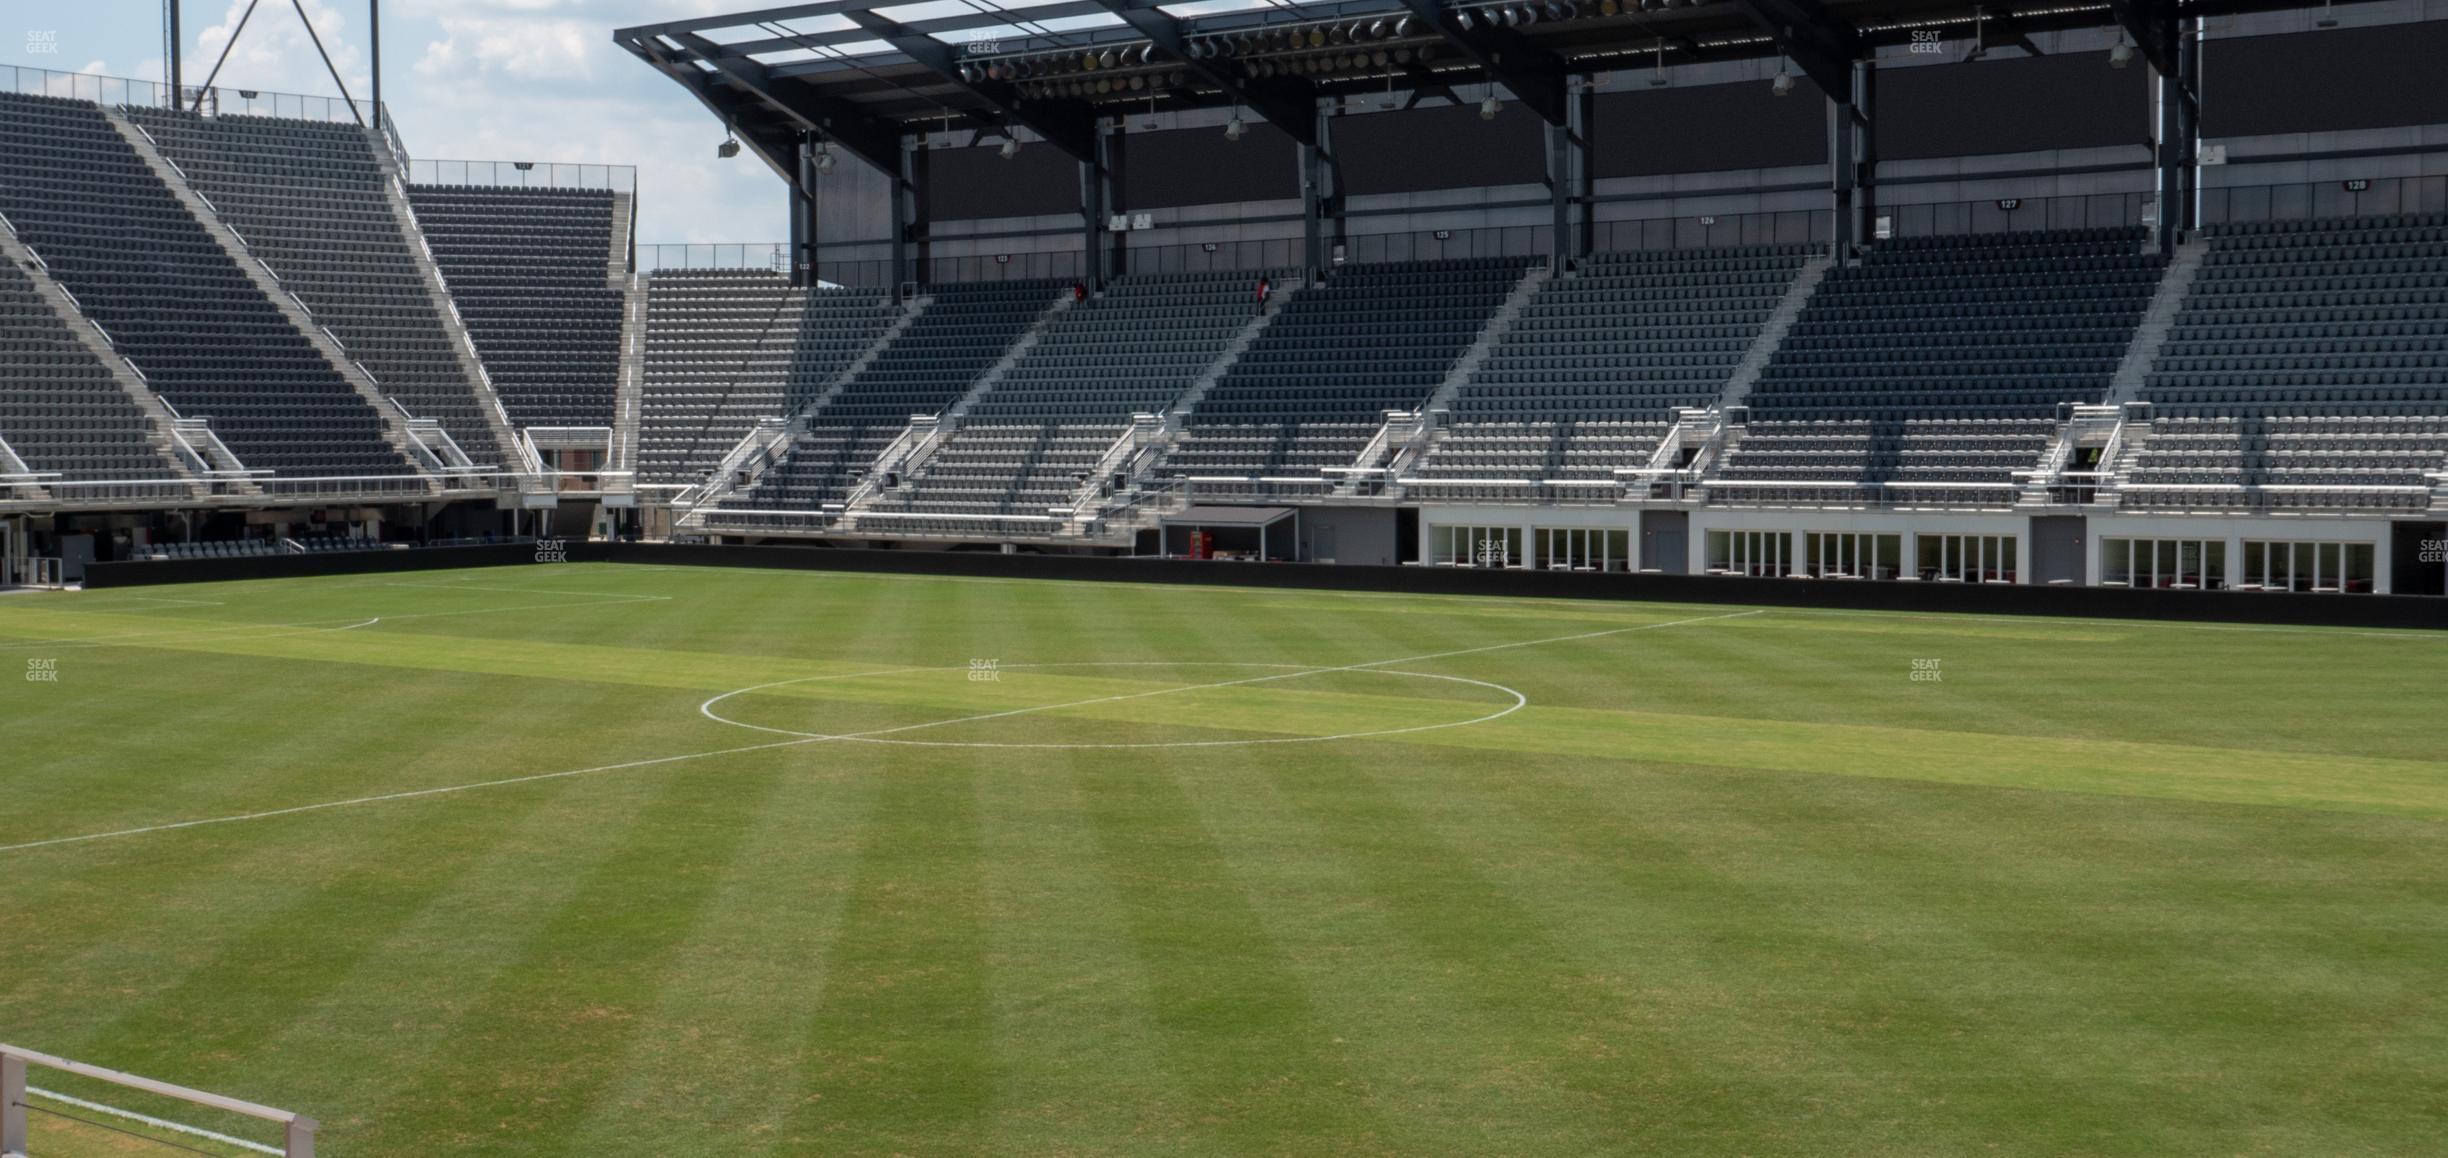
xmin=1731 ymin=0 xmax=1862 ymax=99
xmin=1392 ymin=0 xmax=1569 ymax=125
xmin=635 ymin=32 xmax=908 ymax=179
xmin=617 ymin=37 xmax=814 ymax=188
xmin=687 ymin=4 xmax=1122 ymax=60
xmin=1083 ymin=0 xmax=1321 ymax=146
xmin=842 ymin=9 xmax=1101 ymax=163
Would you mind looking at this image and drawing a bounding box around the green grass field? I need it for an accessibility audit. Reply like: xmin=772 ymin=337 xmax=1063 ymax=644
xmin=1 ymin=562 xmax=2442 ymax=1156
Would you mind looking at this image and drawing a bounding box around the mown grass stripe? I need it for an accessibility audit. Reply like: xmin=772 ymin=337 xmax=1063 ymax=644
xmin=776 ymin=757 xmax=993 ymax=1153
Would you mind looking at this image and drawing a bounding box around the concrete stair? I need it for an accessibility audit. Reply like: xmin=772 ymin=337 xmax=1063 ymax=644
xmin=2106 ymin=237 xmax=2207 ymax=405
xmin=614 ymin=271 xmax=647 ymax=477
xmin=106 ymin=107 xmax=433 ymax=486
xmin=1719 ymin=254 xmax=1828 ymax=409
xmin=0 ymin=220 xmax=203 ymax=492
xmin=374 ymin=165 xmax=531 ymax=475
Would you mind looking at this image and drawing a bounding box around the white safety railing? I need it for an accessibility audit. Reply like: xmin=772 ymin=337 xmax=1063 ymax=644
xmin=3 ymin=1041 xmax=318 ymax=1156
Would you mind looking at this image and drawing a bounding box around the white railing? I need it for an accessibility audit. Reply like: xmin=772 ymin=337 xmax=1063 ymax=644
xmin=0 ymin=433 xmax=31 ymax=479
xmin=3 ymin=1041 xmax=317 ymax=1156
xmin=840 ymin=417 xmax=943 ymax=513
xmin=673 ymin=419 xmax=792 ymax=510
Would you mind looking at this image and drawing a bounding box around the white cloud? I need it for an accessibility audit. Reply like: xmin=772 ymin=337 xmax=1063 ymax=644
xmin=190 ymin=0 xmax=370 ymax=100
xmin=412 ymin=15 xmax=597 ymax=81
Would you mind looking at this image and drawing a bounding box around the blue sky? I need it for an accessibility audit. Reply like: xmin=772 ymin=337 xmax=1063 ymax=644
xmin=11 ymin=0 xmax=788 ymax=243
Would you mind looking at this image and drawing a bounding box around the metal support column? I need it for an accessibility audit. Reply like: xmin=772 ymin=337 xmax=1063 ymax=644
xmin=165 ymin=0 xmax=181 ymax=107
xmin=892 ymin=138 xmax=916 ymax=295
xmin=1570 ymin=76 xmax=1596 ymax=262
xmin=1854 ymin=60 xmax=1877 ymax=247
xmin=2152 ymin=12 xmax=2201 ymax=252
xmin=1300 ymin=139 xmax=1326 ymax=276
xmin=369 ymin=0 xmax=380 ymax=131
xmin=2176 ymin=17 xmax=2200 ymax=239
xmin=1831 ymin=92 xmax=1857 ymax=258
xmin=1546 ymin=116 xmax=1571 ymax=273
xmin=790 ymin=134 xmax=816 ymax=287
xmin=1084 ymin=125 xmax=1113 ymax=288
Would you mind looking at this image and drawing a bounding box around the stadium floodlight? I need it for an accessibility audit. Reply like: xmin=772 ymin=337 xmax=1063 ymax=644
xmin=1225 ymin=113 xmax=1245 ymax=141
xmin=717 ymin=129 xmax=741 ymax=159
xmin=1546 ymin=1 xmax=1572 ymax=20
xmin=1456 ymin=8 xmax=1475 ymax=30
xmin=2109 ymin=36 xmax=2134 ymax=68
xmin=1480 ymin=92 xmax=1501 ymax=120
xmin=1000 ymin=136 xmax=1020 ymax=159
xmin=814 ymin=142 xmax=836 ymax=173
xmin=1772 ymin=57 xmax=1794 ymax=95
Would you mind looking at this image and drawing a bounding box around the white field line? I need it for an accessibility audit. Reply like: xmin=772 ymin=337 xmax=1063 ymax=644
xmin=0 ymin=617 xmax=383 ymax=651
xmin=0 ymin=667 xmax=937 ymax=856
xmin=0 ymin=611 xmax=1758 ymax=856
xmin=0 ymin=592 xmax=671 ymax=652
xmin=700 ymin=610 xmax=1758 ymax=748
xmin=69 ymin=594 xmax=229 ymax=609
xmin=700 ymin=662 xmax=1529 ymax=751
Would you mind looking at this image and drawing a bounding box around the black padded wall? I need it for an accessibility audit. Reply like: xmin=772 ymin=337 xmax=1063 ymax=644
xmin=923 ymin=141 xmax=1078 ymax=221
xmin=1334 ymin=101 xmax=1547 ymax=195
xmin=1876 ymin=51 xmax=2148 ymax=160
xmin=2204 ymin=21 xmax=2448 ymax=137
xmin=1593 ymin=78 xmax=1828 ymax=177
xmin=1119 ymin=123 xmax=1300 ymax=209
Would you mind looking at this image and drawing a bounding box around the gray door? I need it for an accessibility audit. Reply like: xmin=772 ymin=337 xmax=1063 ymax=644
xmin=1641 ymin=511 xmax=1689 ymax=574
xmin=2030 ymin=515 xmax=2086 ymax=586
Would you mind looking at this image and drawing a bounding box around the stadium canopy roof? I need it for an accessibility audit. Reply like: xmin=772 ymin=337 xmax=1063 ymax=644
xmin=613 ymin=0 xmax=2286 ymax=180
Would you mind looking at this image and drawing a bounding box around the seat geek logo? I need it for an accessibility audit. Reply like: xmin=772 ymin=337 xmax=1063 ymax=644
xmin=26 ymin=658 xmax=58 ymax=683
xmin=2422 ymin=538 xmax=2447 ymax=565
xmin=26 ymin=30 xmax=58 ymax=55
xmin=533 ymin=538 xmax=568 ymax=564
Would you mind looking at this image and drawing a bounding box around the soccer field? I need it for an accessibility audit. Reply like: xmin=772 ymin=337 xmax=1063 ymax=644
xmin=1 ymin=563 xmax=2442 ymax=1156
